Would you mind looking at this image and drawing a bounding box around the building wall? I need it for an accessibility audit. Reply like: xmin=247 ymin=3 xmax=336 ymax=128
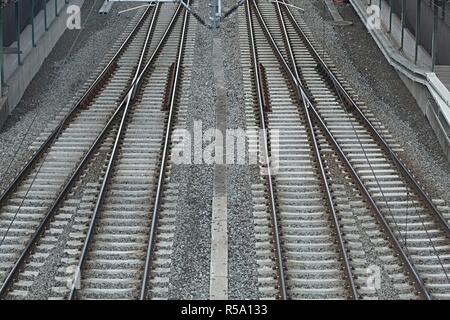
xmin=0 ymin=0 xmax=84 ymax=128
xmin=2 ymin=0 xmax=49 ymax=47
xmin=390 ymin=0 xmax=450 ymax=65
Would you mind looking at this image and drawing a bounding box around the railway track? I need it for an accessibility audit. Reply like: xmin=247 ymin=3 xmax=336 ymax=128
xmin=0 ymin=0 xmax=448 ymax=301
xmin=0 ymin=2 xmax=195 ymax=299
xmin=242 ymin=0 xmax=450 ymax=299
xmin=65 ymin=2 xmax=190 ymax=300
xmin=0 ymin=5 xmax=154 ymax=296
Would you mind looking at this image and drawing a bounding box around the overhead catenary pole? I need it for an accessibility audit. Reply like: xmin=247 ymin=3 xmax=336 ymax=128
xmin=32 ymin=0 xmax=36 ymax=47
xmin=210 ymin=0 xmax=221 ymax=28
xmin=0 ymin=3 xmax=3 ymax=89
xmin=415 ymin=0 xmax=421 ymax=64
xmin=432 ymin=0 xmax=438 ymax=71
xmin=15 ymin=0 xmax=21 ymax=65
xmin=44 ymin=0 xmax=48 ymax=30
xmin=400 ymin=0 xmax=406 ymax=50
xmin=388 ymin=0 xmax=393 ymax=33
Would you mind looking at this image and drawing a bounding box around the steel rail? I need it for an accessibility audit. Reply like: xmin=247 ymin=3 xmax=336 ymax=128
xmin=0 ymin=6 xmax=160 ymax=298
xmin=281 ymin=4 xmax=450 ymax=237
xmin=249 ymin=0 xmax=431 ymax=300
xmin=245 ymin=0 xmax=288 ymax=300
xmin=271 ymin=0 xmax=358 ymax=300
xmin=67 ymin=90 xmax=132 ymax=301
xmin=139 ymin=0 xmax=189 ymax=300
xmin=68 ymin=3 xmax=182 ymax=300
xmin=0 ymin=6 xmax=153 ymax=207
xmin=131 ymin=4 xmax=161 ymax=96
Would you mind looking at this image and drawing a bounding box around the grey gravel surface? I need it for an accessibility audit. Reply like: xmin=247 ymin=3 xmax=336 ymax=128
xmin=170 ymin=0 xmax=260 ymax=299
xmin=169 ymin=0 xmax=214 ymax=299
xmin=291 ymin=0 xmax=450 ymax=203
xmin=170 ymin=165 xmax=214 ymax=299
xmin=0 ymin=0 xmax=136 ymax=193
xmin=221 ymin=0 xmax=259 ymax=299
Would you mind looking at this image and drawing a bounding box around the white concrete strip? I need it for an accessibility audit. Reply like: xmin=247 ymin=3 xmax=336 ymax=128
xmin=210 ymin=35 xmax=228 ymax=300
xmin=210 ymin=196 xmax=228 ymax=299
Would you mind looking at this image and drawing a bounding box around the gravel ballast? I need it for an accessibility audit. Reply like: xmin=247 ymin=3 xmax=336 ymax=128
xmin=168 ymin=0 xmax=215 ymax=299
xmin=221 ymin=0 xmax=260 ymax=299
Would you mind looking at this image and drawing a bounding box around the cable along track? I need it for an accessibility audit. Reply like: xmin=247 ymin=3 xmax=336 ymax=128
xmin=243 ymin=0 xmax=450 ymax=299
